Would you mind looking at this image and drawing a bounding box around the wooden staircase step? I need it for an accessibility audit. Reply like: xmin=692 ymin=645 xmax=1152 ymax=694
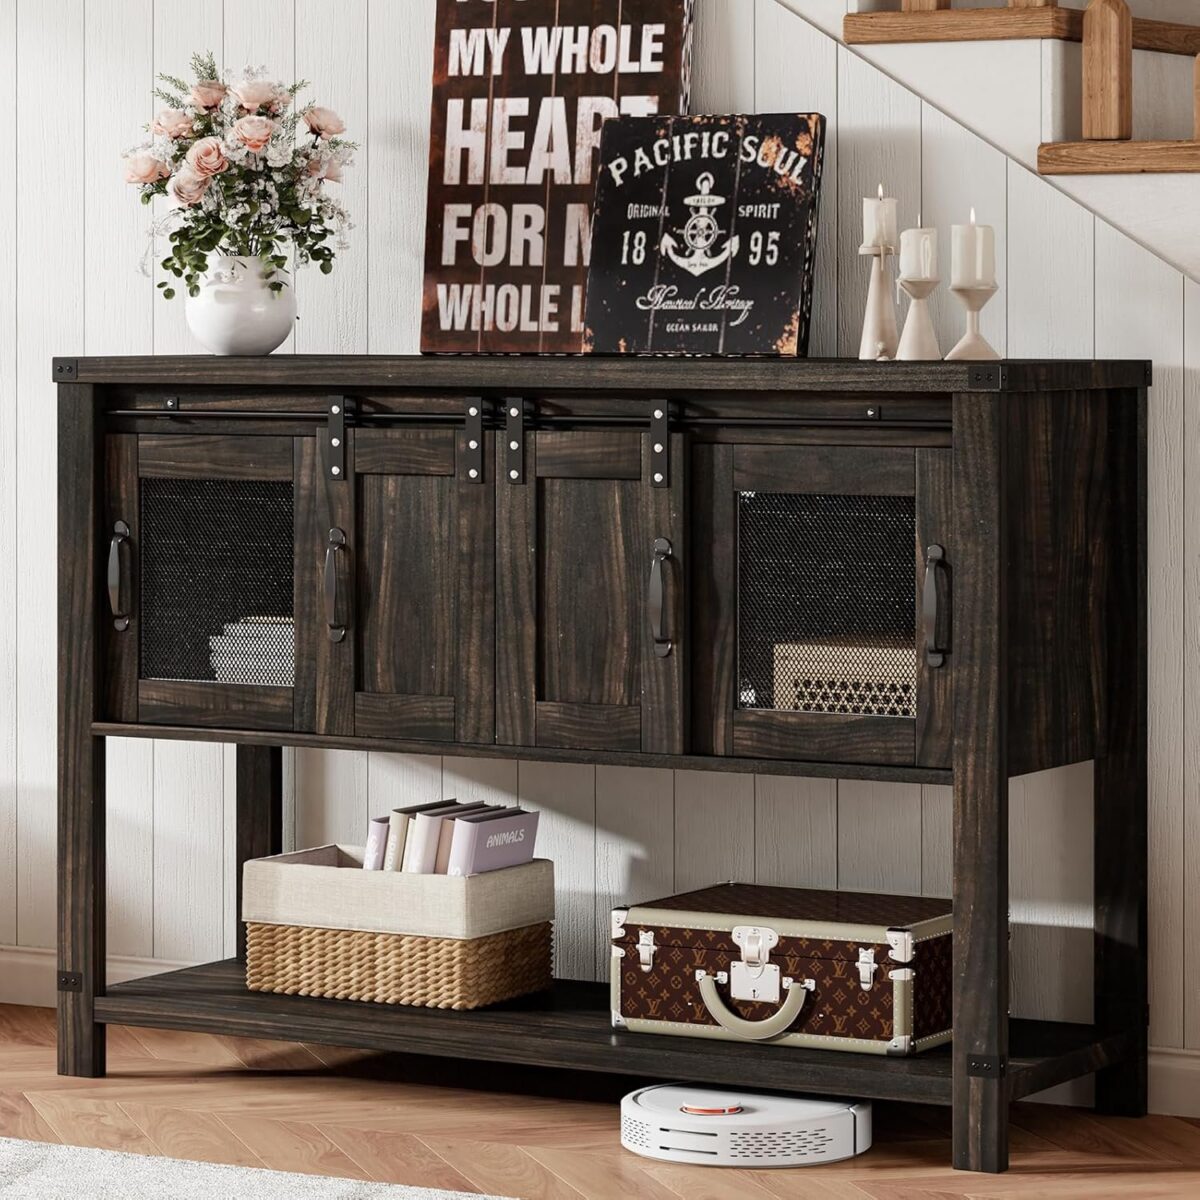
xmin=1038 ymin=138 xmax=1200 ymax=174
xmin=844 ymin=9 xmax=1200 ymax=58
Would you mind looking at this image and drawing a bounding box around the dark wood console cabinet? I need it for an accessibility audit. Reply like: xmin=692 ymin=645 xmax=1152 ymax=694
xmin=57 ymin=355 xmax=1149 ymax=1174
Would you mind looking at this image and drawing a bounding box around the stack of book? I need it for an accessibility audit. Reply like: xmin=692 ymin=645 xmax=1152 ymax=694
xmin=362 ymin=800 xmax=539 ymax=877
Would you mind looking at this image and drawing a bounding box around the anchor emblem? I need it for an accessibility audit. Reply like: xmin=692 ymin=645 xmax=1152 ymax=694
xmin=660 ymin=172 xmax=741 ymax=277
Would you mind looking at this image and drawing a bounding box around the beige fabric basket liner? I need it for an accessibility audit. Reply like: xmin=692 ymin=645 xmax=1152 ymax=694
xmin=242 ymin=846 xmax=554 ymax=940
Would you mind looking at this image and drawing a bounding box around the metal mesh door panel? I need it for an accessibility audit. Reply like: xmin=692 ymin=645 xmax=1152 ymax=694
xmin=140 ymin=477 xmax=295 ymax=686
xmin=737 ymin=492 xmax=916 ymax=718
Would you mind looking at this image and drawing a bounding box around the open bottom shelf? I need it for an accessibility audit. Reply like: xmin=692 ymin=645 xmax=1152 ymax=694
xmin=94 ymin=960 xmax=1133 ymax=1106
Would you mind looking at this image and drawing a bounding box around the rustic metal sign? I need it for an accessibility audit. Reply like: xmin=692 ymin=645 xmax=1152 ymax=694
xmin=584 ymin=113 xmax=826 ymax=356
xmin=421 ymin=0 xmax=695 ymax=355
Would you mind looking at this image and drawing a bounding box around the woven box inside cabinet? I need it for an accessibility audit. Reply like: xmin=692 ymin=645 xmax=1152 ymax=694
xmin=243 ymin=848 xmax=554 ymax=1010
xmin=612 ymin=883 xmax=952 ymax=1055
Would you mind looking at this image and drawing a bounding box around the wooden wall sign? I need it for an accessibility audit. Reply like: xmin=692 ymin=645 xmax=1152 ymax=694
xmin=421 ymin=0 xmax=695 ymax=355
xmin=584 ymin=113 xmax=826 ymax=356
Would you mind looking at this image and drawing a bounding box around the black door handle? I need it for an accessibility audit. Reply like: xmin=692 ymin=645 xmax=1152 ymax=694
xmin=649 ymin=537 xmax=673 ymax=659
xmin=108 ymin=521 xmax=131 ymax=632
xmin=923 ymin=544 xmax=949 ymax=668
xmin=325 ymin=528 xmax=347 ymax=644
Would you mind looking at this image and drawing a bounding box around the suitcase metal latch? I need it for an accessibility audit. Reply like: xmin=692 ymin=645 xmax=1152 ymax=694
xmin=729 ymin=926 xmax=782 ymax=1003
xmin=637 ymin=930 xmax=656 ymax=972
xmin=857 ymin=947 xmax=878 ymax=990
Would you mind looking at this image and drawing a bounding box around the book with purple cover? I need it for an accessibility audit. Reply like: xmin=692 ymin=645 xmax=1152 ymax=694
xmin=447 ymin=808 xmax=540 ymax=877
xmin=402 ymin=802 xmax=491 ymax=874
xmin=362 ymin=815 xmax=391 ymax=871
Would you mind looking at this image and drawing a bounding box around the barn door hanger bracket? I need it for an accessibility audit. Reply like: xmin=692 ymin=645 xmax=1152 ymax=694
xmin=650 ymin=402 xmax=677 ymax=489
xmin=327 ymin=395 xmax=354 ymax=480
xmin=463 ymin=397 xmax=492 ymax=484
xmin=505 ymin=397 xmax=528 ymax=484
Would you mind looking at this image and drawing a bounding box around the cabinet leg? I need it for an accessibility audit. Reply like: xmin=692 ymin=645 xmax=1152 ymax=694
xmin=235 ymin=745 xmax=283 ymax=960
xmin=57 ymin=733 xmax=107 ymax=1078
xmin=1094 ymin=387 xmax=1148 ymax=1117
xmin=951 ymin=392 xmax=1010 ymax=1173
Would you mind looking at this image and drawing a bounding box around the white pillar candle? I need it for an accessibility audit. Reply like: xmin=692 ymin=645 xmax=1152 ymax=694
xmin=951 ymin=208 xmax=996 ymax=289
xmin=899 ymin=222 xmax=938 ymax=281
xmin=862 ymin=183 xmax=898 ymax=250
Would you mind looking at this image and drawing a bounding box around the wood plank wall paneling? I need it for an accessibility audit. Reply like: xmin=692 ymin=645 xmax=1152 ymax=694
xmin=16 ymin=0 xmax=84 ymax=952
xmin=1187 ymin=278 xmax=1200 ymax=1051
xmin=1094 ymin=220 xmax=1187 ymax=1050
xmin=88 ymin=0 xmax=155 ymax=964
xmin=754 ymin=0 xmax=839 ymax=357
xmin=0 ymin=0 xmax=19 ymax=946
xmin=5 ymin=0 xmax=1195 ymax=1056
xmin=835 ymin=46 xmax=920 ymax=357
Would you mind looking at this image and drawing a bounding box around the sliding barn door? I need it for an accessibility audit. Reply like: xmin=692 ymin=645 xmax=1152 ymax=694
xmin=496 ymin=428 xmax=687 ymax=754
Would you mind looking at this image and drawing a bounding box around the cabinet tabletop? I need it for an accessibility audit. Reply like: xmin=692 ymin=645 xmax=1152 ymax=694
xmin=52 ymin=355 xmax=1150 ymax=394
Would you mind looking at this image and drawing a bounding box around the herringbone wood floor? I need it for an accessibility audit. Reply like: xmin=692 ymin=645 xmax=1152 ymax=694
xmin=0 ymin=1005 xmax=1197 ymax=1198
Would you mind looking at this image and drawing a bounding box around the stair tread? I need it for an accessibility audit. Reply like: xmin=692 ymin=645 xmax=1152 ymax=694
xmin=844 ymin=9 xmax=1200 ymax=58
xmin=1039 ymin=138 xmax=1200 ymax=175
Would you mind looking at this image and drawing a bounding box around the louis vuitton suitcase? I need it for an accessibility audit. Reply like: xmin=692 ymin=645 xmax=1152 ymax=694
xmin=611 ymin=883 xmax=953 ymax=1055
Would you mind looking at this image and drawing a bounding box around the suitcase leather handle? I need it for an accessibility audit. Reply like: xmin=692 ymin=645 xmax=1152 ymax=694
xmin=697 ymin=973 xmax=809 ymax=1041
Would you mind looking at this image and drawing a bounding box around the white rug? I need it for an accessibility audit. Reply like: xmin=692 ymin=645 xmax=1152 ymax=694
xmin=0 ymin=1137 xmax=513 ymax=1199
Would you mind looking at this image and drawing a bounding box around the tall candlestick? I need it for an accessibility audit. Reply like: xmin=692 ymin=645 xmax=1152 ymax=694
xmin=951 ymin=208 xmax=996 ymax=289
xmin=862 ymin=183 xmax=898 ymax=251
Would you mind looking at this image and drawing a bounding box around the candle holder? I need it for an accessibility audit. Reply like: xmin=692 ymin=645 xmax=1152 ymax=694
xmin=945 ymin=284 xmax=1000 ymax=362
xmin=896 ymin=277 xmax=941 ymax=361
xmin=858 ymin=245 xmax=899 ymax=361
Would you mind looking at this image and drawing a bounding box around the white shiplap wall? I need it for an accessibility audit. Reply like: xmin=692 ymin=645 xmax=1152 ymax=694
xmin=1 ymin=1 xmax=1196 ymax=1083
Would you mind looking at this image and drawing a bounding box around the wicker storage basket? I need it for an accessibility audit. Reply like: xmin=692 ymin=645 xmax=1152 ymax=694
xmin=242 ymin=846 xmax=554 ymax=1010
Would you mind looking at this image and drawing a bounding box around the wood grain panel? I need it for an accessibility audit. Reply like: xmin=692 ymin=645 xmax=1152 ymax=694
xmin=455 ymin=430 xmax=495 ymax=745
xmin=536 ymin=703 xmax=642 ymax=753
xmin=733 ymin=444 xmax=915 ymax=495
xmin=358 ymin=473 xmax=455 ymax=698
xmin=137 ymin=435 xmax=294 ymax=480
xmin=293 ymin=431 xmax=356 ymax=737
xmin=951 ymin=391 xmax=1010 ymax=1173
xmin=355 ymin=693 xmax=456 ymax=743
xmin=732 ymin=709 xmax=916 ymax=765
xmin=916 ymin=448 xmax=955 ymax=769
xmin=642 ymin=433 xmax=688 ymax=756
xmin=690 ymin=444 xmax=735 ymax=756
xmin=539 ymin=477 xmax=643 ymax=708
xmin=1004 ymin=391 xmax=1108 ymax=776
xmin=138 ymin=682 xmax=293 ymax=732
xmin=354 ymin=429 xmax=456 ymax=476
xmin=496 ymin=435 xmax=537 ymax=746
xmin=102 ymin=435 xmax=139 ymax=723
xmin=535 ymin=431 xmax=642 ymax=480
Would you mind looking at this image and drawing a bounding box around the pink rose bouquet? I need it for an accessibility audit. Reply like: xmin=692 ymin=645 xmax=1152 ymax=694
xmin=122 ymin=51 xmax=355 ymax=299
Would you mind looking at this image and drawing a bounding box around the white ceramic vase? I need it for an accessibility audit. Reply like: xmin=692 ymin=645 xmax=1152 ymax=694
xmin=184 ymin=255 xmax=296 ymax=356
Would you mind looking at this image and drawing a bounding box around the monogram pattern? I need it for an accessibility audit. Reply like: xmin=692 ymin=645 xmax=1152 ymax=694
xmin=619 ymin=923 xmax=874 ymax=965
xmin=914 ymin=933 xmax=954 ymax=1039
xmin=614 ymin=887 xmax=955 ymax=1050
xmin=620 ymin=945 xmax=896 ymax=1041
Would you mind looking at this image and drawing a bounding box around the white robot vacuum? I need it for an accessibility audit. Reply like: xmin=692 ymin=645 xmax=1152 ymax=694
xmin=620 ymin=1084 xmax=871 ymax=1168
